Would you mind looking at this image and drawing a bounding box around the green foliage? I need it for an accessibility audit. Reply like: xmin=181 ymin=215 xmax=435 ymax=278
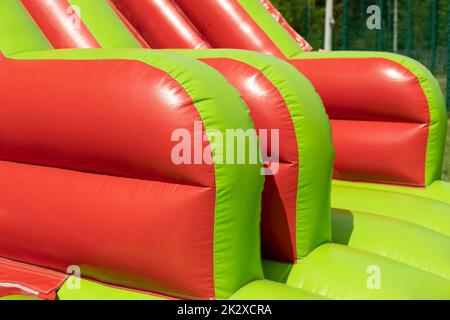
xmin=444 ymin=119 xmax=450 ymax=181
xmin=271 ymin=0 xmax=326 ymax=47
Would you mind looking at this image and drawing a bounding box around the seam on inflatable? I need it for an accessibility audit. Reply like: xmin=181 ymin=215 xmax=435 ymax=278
xmin=330 ymin=117 xmax=428 ymax=126
xmin=0 ymin=158 xmax=214 ymax=189
xmin=333 ymin=183 xmax=450 ymax=208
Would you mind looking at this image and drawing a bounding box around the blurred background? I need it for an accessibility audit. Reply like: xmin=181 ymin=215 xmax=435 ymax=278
xmin=271 ymin=0 xmax=450 ymax=180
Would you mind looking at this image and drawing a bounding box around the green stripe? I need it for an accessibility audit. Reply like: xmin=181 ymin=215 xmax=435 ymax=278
xmin=332 ymin=209 xmax=450 ymax=280
xmin=57 ymin=277 xmax=167 ymax=300
xmin=331 ymin=183 xmax=450 ymax=237
xmin=0 ymin=295 xmax=40 ymax=300
xmin=297 ymin=51 xmax=447 ymax=186
xmin=68 ymin=0 xmax=142 ymax=48
xmin=237 ymin=0 xmax=303 ymax=58
xmin=0 ymin=0 xmax=51 ymax=56
xmin=333 ymin=179 xmax=450 ymax=207
xmin=167 ymin=49 xmax=334 ymax=258
xmin=12 ymin=49 xmax=264 ymax=299
xmin=230 ymin=280 xmax=327 ymax=300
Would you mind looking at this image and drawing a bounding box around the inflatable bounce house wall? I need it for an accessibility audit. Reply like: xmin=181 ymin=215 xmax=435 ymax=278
xmin=0 ymin=0 xmax=449 ymax=300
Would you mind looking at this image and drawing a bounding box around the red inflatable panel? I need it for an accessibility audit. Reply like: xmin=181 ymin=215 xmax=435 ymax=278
xmin=174 ymin=0 xmax=285 ymax=57
xmin=291 ymin=58 xmax=430 ymax=123
xmin=0 ymin=57 xmax=217 ymax=298
xmin=0 ymin=257 xmax=67 ymax=300
xmin=0 ymin=58 xmax=213 ymax=187
xmin=0 ymin=161 xmax=215 ymax=299
xmin=291 ymin=58 xmax=430 ymax=186
xmin=21 ymin=0 xmax=101 ymax=48
xmin=331 ymin=120 xmax=428 ymax=186
xmin=200 ymin=58 xmax=299 ymax=262
xmin=112 ymin=0 xmax=210 ymax=49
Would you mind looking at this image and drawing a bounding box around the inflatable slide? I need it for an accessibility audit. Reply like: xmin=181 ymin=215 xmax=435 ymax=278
xmin=0 ymin=0 xmax=449 ymax=300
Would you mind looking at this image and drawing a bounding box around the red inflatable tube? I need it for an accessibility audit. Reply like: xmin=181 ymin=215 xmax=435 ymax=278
xmin=21 ymin=0 xmax=101 ymax=48
xmin=111 ymin=0 xmax=210 ymax=49
xmin=14 ymin=0 xmax=306 ymax=261
xmin=107 ymin=0 xmax=151 ymax=48
xmin=174 ymin=0 xmax=286 ymax=57
xmin=0 ymin=257 xmax=68 ymax=300
xmin=291 ymin=58 xmax=430 ymax=186
xmin=0 ymin=56 xmax=216 ymax=299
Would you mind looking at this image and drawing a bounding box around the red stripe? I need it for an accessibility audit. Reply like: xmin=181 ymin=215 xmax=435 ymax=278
xmin=1 ymin=58 xmax=215 ymax=187
xmin=331 ymin=120 xmax=428 ymax=186
xmin=0 ymin=161 xmax=216 ymax=299
xmin=112 ymin=0 xmax=211 ymax=49
xmin=174 ymin=0 xmax=286 ymax=57
xmin=0 ymin=57 xmax=216 ymax=299
xmin=291 ymin=57 xmax=431 ymax=186
xmin=291 ymin=58 xmax=430 ymax=123
xmin=0 ymin=257 xmax=67 ymax=300
xmin=107 ymin=0 xmax=151 ymax=48
xmin=21 ymin=0 xmax=101 ymax=48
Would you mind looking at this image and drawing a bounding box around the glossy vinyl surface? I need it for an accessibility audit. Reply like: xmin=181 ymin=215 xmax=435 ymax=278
xmin=2 ymin=49 xmax=265 ymax=300
xmin=0 ymin=0 xmax=52 ymax=55
xmin=332 ymin=209 xmax=450 ymax=280
xmin=107 ymin=0 xmax=151 ymax=48
xmin=1 ymin=0 xmax=449 ymax=301
xmin=112 ymin=0 xmax=210 ymax=49
xmin=21 ymin=0 xmax=101 ymax=48
xmin=0 ymin=55 xmax=215 ymax=299
xmin=0 ymin=58 xmax=212 ymax=186
xmin=166 ymin=49 xmax=334 ymax=262
xmin=67 ymin=0 xmax=143 ymax=48
xmin=264 ymin=244 xmax=450 ymax=300
xmin=291 ymin=52 xmax=447 ymax=186
xmin=0 ymin=257 xmax=67 ymax=299
xmin=0 ymin=160 xmax=216 ymax=299
xmin=60 ymin=0 xmax=333 ymax=262
xmin=174 ymin=0 xmax=291 ymax=57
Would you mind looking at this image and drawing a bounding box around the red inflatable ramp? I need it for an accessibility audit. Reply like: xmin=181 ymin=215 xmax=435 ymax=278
xmin=0 ymin=257 xmax=67 ymax=300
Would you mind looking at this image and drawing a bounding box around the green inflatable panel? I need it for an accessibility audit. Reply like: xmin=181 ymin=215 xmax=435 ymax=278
xmin=264 ymin=243 xmax=450 ymax=300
